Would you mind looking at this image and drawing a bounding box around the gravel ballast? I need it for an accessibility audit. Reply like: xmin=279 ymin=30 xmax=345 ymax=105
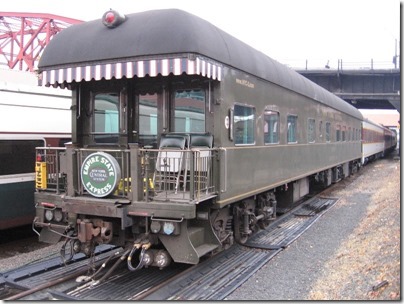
xmin=226 ymin=151 xmax=400 ymax=300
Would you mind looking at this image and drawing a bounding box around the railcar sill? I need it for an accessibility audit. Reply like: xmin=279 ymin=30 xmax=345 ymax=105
xmin=64 ymin=195 xmax=131 ymax=205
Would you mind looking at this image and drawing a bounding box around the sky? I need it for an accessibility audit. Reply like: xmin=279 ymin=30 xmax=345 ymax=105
xmin=1 ymin=0 xmax=401 ymax=70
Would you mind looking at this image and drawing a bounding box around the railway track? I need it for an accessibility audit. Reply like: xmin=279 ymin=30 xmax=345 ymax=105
xmin=0 ymin=194 xmax=341 ymax=300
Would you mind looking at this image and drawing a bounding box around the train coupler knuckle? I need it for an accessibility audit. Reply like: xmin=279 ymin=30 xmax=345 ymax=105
xmin=77 ymin=219 xmax=113 ymax=243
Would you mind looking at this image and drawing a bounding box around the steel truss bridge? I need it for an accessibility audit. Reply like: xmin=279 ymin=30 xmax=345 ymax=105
xmin=0 ymin=12 xmax=82 ymax=71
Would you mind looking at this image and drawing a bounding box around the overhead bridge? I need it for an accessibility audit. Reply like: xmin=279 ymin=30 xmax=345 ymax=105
xmin=297 ymin=65 xmax=400 ymax=111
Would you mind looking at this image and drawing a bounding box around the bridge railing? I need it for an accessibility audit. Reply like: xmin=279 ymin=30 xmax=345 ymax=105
xmin=287 ymin=59 xmax=400 ymax=71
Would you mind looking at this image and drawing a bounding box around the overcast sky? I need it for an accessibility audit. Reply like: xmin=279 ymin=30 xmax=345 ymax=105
xmin=1 ymin=0 xmax=401 ymax=69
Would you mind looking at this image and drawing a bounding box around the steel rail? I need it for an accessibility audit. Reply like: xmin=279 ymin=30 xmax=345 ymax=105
xmin=4 ymin=251 xmax=122 ymax=300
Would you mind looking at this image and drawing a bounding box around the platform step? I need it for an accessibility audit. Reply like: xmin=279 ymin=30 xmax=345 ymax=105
xmin=194 ymin=243 xmax=219 ymax=258
xmin=188 ymin=226 xmax=205 ymax=247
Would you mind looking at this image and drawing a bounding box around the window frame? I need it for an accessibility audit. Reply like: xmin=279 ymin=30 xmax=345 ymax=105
xmin=173 ymin=88 xmax=206 ymax=133
xmin=263 ymin=109 xmax=280 ymax=145
xmin=325 ymin=122 xmax=331 ymax=142
xmin=233 ymin=103 xmax=256 ymax=146
xmin=308 ymin=118 xmax=316 ymax=143
xmin=287 ymin=114 xmax=298 ymax=144
xmin=342 ymin=125 xmax=347 ymax=141
xmin=336 ymin=124 xmax=341 ymax=142
xmin=90 ymin=89 xmax=126 ymax=145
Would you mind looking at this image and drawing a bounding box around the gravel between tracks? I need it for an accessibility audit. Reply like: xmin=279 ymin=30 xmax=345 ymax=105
xmin=0 ymin=242 xmax=61 ymax=273
xmin=226 ymin=151 xmax=400 ymax=301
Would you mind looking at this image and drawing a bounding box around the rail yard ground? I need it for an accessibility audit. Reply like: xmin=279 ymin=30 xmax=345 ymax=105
xmin=0 ymin=149 xmax=400 ymax=300
xmin=227 ymin=149 xmax=401 ymax=301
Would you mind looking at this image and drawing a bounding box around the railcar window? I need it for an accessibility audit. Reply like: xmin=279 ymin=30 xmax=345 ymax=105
xmin=234 ymin=104 xmax=255 ymax=145
xmin=308 ymin=118 xmax=316 ymax=143
xmin=139 ymin=93 xmax=158 ymax=147
xmin=0 ymin=140 xmax=44 ymax=175
xmin=93 ymin=93 xmax=119 ymax=143
xmin=319 ymin=121 xmax=323 ymax=140
xmin=264 ymin=110 xmax=279 ymax=144
xmin=326 ymin=122 xmax=331 ymax=142
xmin=287 ymin=115 xmax=297 ymax=143
xmin=336 ymin=125 xmax=341 ymax=142
xmin=342 ymin=126 xmax=346 ymax=141
xmin=174 ymin=89 xmax=205 ymax=132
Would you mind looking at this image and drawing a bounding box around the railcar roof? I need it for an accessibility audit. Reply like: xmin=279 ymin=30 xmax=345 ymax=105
xmin=39 ymin=9 xmax=362 ymax=119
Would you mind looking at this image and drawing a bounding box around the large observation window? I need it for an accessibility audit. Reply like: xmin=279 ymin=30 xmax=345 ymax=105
xmin=234 ymin=104 xmax=255 ymax=145
xmin=174 ymin=89 xmax=205 ymax=133
xmin=93 ymin=93 xmax=119 ymax=143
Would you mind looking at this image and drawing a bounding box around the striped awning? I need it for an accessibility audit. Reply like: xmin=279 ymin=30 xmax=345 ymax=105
xmin=39 ymin=56 xmax=222 ymax=87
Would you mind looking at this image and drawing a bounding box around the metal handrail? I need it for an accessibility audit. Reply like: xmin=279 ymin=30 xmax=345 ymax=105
xmin=35 ymin=147 xmax=66 ymax=194
xmin=36 ymin=146 xmax=216 ymax=203
xmin=140 ymin=147 xmax=216 ymax=203
xmin=289 ymin=59 xmax=400 ymax=71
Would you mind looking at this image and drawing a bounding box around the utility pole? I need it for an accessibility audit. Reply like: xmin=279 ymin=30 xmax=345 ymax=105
xmin=393 ymin=38 xmax=399 ymax=69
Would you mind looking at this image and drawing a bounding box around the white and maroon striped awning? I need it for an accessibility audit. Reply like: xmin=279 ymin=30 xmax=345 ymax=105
xmin=39 ymin=56 xmax=222 ymax=87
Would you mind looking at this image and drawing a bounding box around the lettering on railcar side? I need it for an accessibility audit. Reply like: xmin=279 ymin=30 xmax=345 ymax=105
xmin=236 ymin=78 xmax=255 ymax=88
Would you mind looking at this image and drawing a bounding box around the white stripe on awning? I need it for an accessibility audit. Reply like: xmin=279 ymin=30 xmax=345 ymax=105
xmin=40 ymin=56 xmax=222 ymax=87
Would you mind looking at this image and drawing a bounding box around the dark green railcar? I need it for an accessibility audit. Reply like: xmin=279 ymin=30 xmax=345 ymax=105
xmin=34 ymin=9 xmax=363 ymax=268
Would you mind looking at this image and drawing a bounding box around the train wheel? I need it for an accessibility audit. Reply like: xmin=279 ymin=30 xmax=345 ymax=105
xmin=233 ymin=200 xmax=254 ymax=244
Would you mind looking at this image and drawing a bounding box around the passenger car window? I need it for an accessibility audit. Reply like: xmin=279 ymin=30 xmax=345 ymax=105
xmin=264 ymin=110 xmax=279 ymax=144
xmin=93 ymin=93 xmax=119 ymax=143
xmin=287 ymin=115 xmax=297 ymax=143
xmin=174 ymin=89 xmax=205 ymax=132
xmin=0 ymin=140 xmax=44 ymax=175
xmin=308 ymin=118 xmax=316 ymax=143
xmin=342 ymin=126 xmax=346 ymax=141
xmin=336 ymin=124 xmax=341 ymax=142
xmin=325 ymin=122 xmax=331 ymax=142
xmin=234 ymin=104 xmax=255 ymax=145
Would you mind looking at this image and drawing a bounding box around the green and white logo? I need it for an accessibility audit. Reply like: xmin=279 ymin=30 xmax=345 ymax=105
xmin=81 ymin=152 xmax=121 ymax=197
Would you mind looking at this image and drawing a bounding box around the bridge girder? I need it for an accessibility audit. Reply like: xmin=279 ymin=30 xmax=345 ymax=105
xmin=297 ymin=69 xmax=401 ymax=111
xmin=0 ymin=12 xmax=82 ymax=72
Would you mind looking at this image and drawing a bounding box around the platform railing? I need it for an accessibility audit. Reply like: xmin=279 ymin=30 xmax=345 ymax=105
xmin=35 ymin=147 xmax=66 ymax=194
xmin=36 ymin=146 xmax=216 ymax=203
xmin=141 ymin=148 xmax=216 ymax=203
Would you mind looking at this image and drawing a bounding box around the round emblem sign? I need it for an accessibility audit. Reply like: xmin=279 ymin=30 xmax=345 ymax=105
xmin=81 ymin=152 xmax=121 ymax=197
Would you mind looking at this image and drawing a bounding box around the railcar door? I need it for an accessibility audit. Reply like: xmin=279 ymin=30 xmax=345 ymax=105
xmin=136 ymin=89 xmax=161 ymax=148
